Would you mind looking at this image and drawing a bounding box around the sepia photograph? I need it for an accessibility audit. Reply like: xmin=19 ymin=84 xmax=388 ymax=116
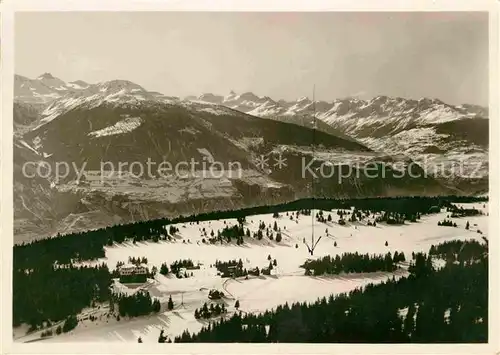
xmin=4 ymin=5 xmax=497 ymax=351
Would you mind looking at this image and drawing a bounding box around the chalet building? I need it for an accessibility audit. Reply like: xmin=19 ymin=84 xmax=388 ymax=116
xmin=221 ymin=265 xmax=238 ymax=278
xmin=118 ymin=263 xmax=148 ymax=283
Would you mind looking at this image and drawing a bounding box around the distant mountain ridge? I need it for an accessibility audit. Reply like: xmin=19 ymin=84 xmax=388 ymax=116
xmin=15 ymin=72 xmax=488 ymax=134
xmin=189 ymin=90 xmax=488 ymax=137
xmin=15 ymin=73 xmax=91 ymax=104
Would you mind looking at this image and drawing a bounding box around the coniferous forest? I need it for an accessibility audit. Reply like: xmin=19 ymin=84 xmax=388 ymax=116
xmin=13 ymin=264 xmax=112 ymax=328
xmin=113 ymin=291 xmax=161 ymax=317
xmin=12 ymin=196 xmax=488 ymax=342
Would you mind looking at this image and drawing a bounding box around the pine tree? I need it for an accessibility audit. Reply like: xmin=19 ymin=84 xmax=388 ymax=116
xmin=168 ymin=295 xmax=174 ymax=310
xmin=235 ymin=300 xmax=240 ymax=310
xmin=215 ymin=303 xmax=221 ymax=316
xmin=404 ymin=303 xmax=416 ymax=338
xmin=202 ymin=303 xmax=210 ymax=318
xmin=466 ymin=221 xmax=470 ymax=230
xmin=158 ymin=329 xmax=167 ymax=343
xmin=62 ymin=315 xmax=78 ymax=333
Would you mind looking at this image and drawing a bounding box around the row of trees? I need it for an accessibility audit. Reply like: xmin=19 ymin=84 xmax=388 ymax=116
xmin=301 ymin=251 xmax=405 ymax=276
xmin=214 ymin=257 xmax=277 ymax=278
xmin=159 ymin=260 xmax=196 ymax=278
xmin=215 ymin=259 xmax=244 ymax=277
xmin=175 ymin=241 xmax=488 ymax=343
xmin=202 ymin=219 xmax=286 ymax=245
xmin=170 ymin=259 xmax=196 ymax=272
xmin=375 ymin=211 xmax=420 ymax=225
xmin=113 ymin=291 xmax=161 ymax=318
xmin=194 ymin=302 xmax=228 ymax=319
xmin=447 ymin=204 xmax=484 ymax=217
xmin=429 ymin=239 xmax=487 ymax=263
xmin=127 ymin=256 xmax=148 ymax=265
xmin=40 ymin=314 xmax=79 ymax=338
xmin=438 ymin=219 xmax=458 ymax=227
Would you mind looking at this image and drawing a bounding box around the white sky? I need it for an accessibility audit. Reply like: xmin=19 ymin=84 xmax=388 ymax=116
xmin=15 ymin=12 xmax=488 ymax=105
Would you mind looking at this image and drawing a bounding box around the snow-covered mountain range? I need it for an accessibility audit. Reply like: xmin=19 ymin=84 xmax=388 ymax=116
xmin=191 ymin=90 xmax=488 ymax=186
xmin=190 ymin=90 xmax=487 ymax=137
xmin=13 ymin=73 xmax=488 ymax=243
xmin=15 ymin=73 xmax=91 ymax=104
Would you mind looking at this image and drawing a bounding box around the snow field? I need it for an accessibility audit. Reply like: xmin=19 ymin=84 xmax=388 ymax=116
xmin=39 ymin=202 xmax=488 ymax=342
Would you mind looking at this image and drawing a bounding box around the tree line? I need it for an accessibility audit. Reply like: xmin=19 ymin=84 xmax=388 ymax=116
xmin=301 ymin=251 xmax=405 ymax=276
xmin=429 ymin=239 xmax=487 ymax=264
xmin=194 ymin=302 xmax=228 ymax=320
xmin=14 ymin=196 xmax=486 ymax=271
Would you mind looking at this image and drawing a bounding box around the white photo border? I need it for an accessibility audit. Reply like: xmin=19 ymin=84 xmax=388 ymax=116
xmin=1 ymin=1 xmax=498 ymax=354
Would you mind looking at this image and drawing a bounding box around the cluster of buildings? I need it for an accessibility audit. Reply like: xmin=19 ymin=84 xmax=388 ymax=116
xmin=118 ymin=263 xmax=148 ymax=283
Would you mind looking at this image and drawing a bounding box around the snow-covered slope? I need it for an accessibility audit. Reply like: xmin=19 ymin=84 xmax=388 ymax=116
xmin=38 ymin=79 xmax=179 ymax=127
xmin=15 ymin=202 xmax=489 ymax=343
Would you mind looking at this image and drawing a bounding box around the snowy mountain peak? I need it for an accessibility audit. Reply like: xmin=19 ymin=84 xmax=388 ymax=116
xmin=223 ymin=90 xmax=238 ymax=102
xmin=239 ymin=91 xmax=260 ymax=102
xmin=297 ymin=96 xmax=311 ymax=103
xmin=97 ymin=80 xmax=146 ymax=93
xmin=187 ymin=89 xmax=488 ymax=141
xmin=36 ymin=73 xmax=67 ymax=90
xmin=371 ymin=95 xmax=389 ymax=103
xmin=68 ymin=80 xmax=90 ymax=89
xmin=37 ymin=72 xmax=56 ymax=80
xmin=198 ymin=93 xmax=223 ymax=104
